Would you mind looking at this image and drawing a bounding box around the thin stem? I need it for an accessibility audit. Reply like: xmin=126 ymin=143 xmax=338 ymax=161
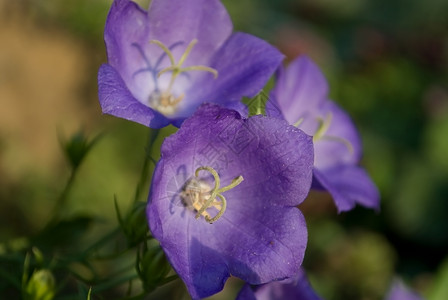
xmin=93 ymin=273 xmax=139 ymax=293
xmin=48 ymin=169 xmax=77 ymax=223
xmin=134 ymin=129 xmax=160 ymax=203
xmin=158 ymin=274 xmax=179 ymax=286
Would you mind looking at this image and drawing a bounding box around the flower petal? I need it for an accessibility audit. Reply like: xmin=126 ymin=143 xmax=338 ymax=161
xmin=270 ymin=55 xmax=328 ymax=125
xmin=313 ymin=165 xmax=380 ymax=212
xmin=219 ymin=206 xmax=308 ymax=284
xmin=98 ymin=64 xmax=170 ymax=128
xmin=236 ymin=269 xmax=323 ymax=300
xmin=183 ymin=33 xmax=284 ymax=118
xmin=147 ymin=0 xmax=232 ymax=65
xmin=313 ymin=100 xmax=362 ymax=169
xmin=104 ymin=0 xmax=150 ymax=88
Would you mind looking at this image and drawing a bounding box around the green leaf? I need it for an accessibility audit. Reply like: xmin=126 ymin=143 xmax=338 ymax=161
xmin=243 ymin=90 xmax=271 ymax=116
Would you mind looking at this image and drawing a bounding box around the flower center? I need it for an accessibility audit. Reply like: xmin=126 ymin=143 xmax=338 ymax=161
xmin=181 ymin=166 xmax=243 ymax=224
xmin=148 ymin=39 xmax=218 ymax=115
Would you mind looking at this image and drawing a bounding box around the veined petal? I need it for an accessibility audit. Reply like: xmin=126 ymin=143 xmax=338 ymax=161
xmin=147 ymin=0 xmax=232 ymax=66
xmin=313 ymin=100 xmax=362 ymax=169
xmin=104 ymin=0 xmax=150 ymax=88
xmin=98 ymin=64 xmax=170 ymax=128
xmin=183 ymin=32 xmax=284 ymax=118
xmin=313 ymin=165 xmax=380 ymax=213
xmin=270 ymin=55 xmax=328 ymax=125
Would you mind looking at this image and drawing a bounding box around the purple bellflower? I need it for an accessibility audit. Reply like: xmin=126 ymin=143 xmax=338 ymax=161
xmin=236 ymin=269 xmax=323 ymax=300
xmin=98 ymin=0 xmax=283 ymax=128
xmin=146 ymin=104 xmax=314 ymax=298
xmin=386 ymin=280 xmax=425 ymax=300
xmin=267 ymin=56 xmax=380 ymax=212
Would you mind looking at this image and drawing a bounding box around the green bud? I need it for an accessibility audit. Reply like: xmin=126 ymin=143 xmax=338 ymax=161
xmin=138 ymin=242 xmax=171 ymax=292
xmin=60 ymin=131 xmax=101 ymax=170
xmin=119 ymin=201 xmax=149 ymax=247
xmin=23 ymin=269 xmax=56 ymax=300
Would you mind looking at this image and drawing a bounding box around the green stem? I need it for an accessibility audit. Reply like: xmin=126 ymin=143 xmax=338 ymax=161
xmin=92 ymin=273 xmax=139 ymax=293
xmin=48 ymin=169 xmax=78 ymax=224
xmin=158 ymin=274 xmax=179 ymax=286
xmin=134 ymin=129 xmax=160 ymax=203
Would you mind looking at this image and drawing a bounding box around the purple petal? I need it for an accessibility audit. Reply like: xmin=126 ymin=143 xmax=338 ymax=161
xmin=147 ymin=0 xmax=232 ymax=65
xmin=313 ymin=165 xmax=380 ymax=212
xmin=147 ymin=104 xmax=313 ymax=298
xmin=313 ymin=101 xmax=362 ymax=169
xmin=386 ymin=280 xmax=425 ymax=300
xmin=266 ymin=90 xmax=286 ymax=121
xmin=270 ymin=55 xmax=328 ymax=125
xmin=184 ymin=33 xmax=284 ymax=117
xmin=236 ymin=269 xmax=324 ymax=300
xmin=104 ymin=0 xmax=150 ymax=89
xmin=98 ymin=64 xmax=170 ymax=128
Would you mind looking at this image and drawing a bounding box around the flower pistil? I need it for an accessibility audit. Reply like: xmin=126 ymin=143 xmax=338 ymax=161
xmin=149 ymin=39 xmax=218 ymax=115
xmin=182 ymin=166 xmax=243 ymax=224
xmin=312 ymin=113 xmax=354 ymax=154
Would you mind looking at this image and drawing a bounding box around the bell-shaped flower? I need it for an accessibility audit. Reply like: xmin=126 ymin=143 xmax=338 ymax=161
xmin=147 ymin=104 xmax=314 ymax=298
xmin=236 ymin=269 xmax=323 ymax=300
xmin=267 ymin=56 xmax=379 ymax=212
xmin=98 ymin=0 xmax=283 ymax=128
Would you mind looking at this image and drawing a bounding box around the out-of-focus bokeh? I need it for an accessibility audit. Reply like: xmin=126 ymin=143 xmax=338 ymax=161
xmin=0 ymin=0 xmax=447 ymax=299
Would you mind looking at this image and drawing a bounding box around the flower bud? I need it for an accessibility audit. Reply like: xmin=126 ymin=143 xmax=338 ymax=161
xmin=138 ymin=242 xmax=171 ymax=292
xmin=61 ymin=131 xmax=100 ymax=170
xmin=122 ymin=201 xmax=149 ymax=247
xmin=23 ymin=269 xmax=56 ymax=300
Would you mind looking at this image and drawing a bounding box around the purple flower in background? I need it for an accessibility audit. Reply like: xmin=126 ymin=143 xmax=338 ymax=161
xmin=237 ymin=269 xmax=323 ymax=300
xmin=147 ymin=104 xmax=313 ymax=298
xmin=386 ymin=280 xmax=425 ymax=300
xmin=98 ymin=0 xmax=283 ymax=128
xmin=267 ymin=56 xmax=379 ymax=212
xmin=236 ymin=274 xmax=425 ymax=300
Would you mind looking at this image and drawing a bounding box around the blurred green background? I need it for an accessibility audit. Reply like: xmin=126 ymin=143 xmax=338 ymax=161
xmin=0 ymin=0 xmax=447 ymax=299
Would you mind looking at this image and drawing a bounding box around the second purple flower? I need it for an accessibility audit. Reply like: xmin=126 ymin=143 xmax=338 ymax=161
xmin=98 ymin=0 xmax=283 ymax=128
